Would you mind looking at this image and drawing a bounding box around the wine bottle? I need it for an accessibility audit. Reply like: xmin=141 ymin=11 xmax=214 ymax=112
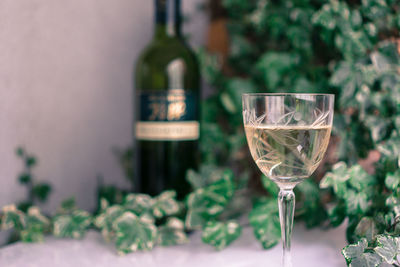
xmin=134 ymin=0 xmax=200 ymax=199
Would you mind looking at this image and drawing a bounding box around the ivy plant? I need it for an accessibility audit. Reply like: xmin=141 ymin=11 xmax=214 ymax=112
xmin=198 ymin=0 xmax=400 ymax=266
xmin=1 ymin=0 xmax=400 ymax=265
xmin=15 ymin=147 xmax=52 ymax=212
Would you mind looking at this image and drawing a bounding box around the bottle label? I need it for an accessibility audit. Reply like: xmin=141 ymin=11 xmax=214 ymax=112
xmin=136 ymin=89 xmax=199 ymax=141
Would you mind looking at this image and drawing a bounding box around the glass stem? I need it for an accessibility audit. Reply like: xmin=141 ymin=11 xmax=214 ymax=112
xmin=278 ymin=188 xmax=295 ymax=267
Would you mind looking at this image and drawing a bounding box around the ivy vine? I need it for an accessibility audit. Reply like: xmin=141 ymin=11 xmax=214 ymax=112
xmin=1 ymin=1 xmax=400 ymax=266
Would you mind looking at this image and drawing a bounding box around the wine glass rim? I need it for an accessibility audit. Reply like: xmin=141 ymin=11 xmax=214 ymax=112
xmin=242 ymin=93 xmax=334 ymax=97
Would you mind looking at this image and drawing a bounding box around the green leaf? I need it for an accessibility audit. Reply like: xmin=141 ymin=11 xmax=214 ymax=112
xmin=292 ymin=76 xmax=316 ymax=93
xmin=186 ymin=169 xmax=204 ymax=190
xmin=354 ymin=217 xmax=379 ymax=243
xmin=371 ymin=51 xmax=393 ymax=73
xmin=152 ymin=191 xmax=180 ymax=219
xmin=25 ymin=156 xmax=37 ymax=168
xmin=201 ymin=220 xmax=242 ymax=250
xmin=16 ymin=147 xmax=25 ymax=157
xmin=18 ymin=173 xmax=31 ymax=185
xmin=157 ymin=217 xmax=188 ymax=246
xmin=197 ymin=48 xmax=222 ymax=85
xmin=349 ymin=253 xmax=382 ymax=267
xmin=185 ymin=174 xmax=235 ymax=229
xmin=287 ymin=26 xmax=312 ymax=54
xmin=230 ymin=33 xmax=256 ymax=59
xmin=249 ymin=198 xmax=280 ymax=249
xmin=348 ymin=165 xmax=375 ymax=193
xmin=345 ymin=190 xmax=369 ymax=215
xmin=386 ymin=195 xmax=400 ymax=218
xmin=53 ymin=210 xmax=92 ymax=239
xmin=32 ymin=183 xmax=51 ymax=202
xmin=186 ymin=166 xmax=234 ymax=190
xmin=1 ymin=205 xmax=25 ymax=230
xmin=330 ymin=62 xmax=352 ymax=87
xmin=112 ymin=212 xmax=157 ymax=254
xmin=385 ymin=171 xmax=400 ymax=191
xmin=320 ymin=162 xmax=350 ymax=198
xmin=378 ymin=131 xmax=400 ymax=163
xmin=336 ymin=30 xmax=372 ymax=59
xmin=374 ymin=235 xmax=400 ymax=264
xmin=342 ymin=238 xmax=368 ymax=262
xmin=256 ymin=52 xmax=299 ymax=90
xmin=94 ymin=205 xmax=125 ymax=242
xmin=123 ymin=193 xmax=153 ymax=215
xmin=99 ymin=198 xmax=109 ymax=211
xmin=361 ymin=0 xmax=391 ymax=20
xmin=342 ymin=238 xmax=382 ymax=266
xmin=364 ymin=116 xmax=391 ymax=143
xmin=220 ymin=78 xmax=256 ymax=114
xmin=97 ymin=184 xmax=125 ymax=208
xmin=20 ymin=207 xmax=50 ymax=243
xmin=1 ymin=205 xmax=50 ymax=243
xmin=17 ymin=202 xmax=32 ymax=213
xmin=312 ymin=2 xmax=337 ymax=30
xmin=327 ymin=202 xmax=346 ymax=227
xmin=60 ymin=198 xmax=77 ymax=213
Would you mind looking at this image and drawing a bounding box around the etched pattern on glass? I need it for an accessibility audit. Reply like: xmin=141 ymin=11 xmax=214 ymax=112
xmin=243 ymin=107 xmax=332 ymax=182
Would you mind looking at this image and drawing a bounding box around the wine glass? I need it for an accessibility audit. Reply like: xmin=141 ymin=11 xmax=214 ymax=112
xmin=242 ymin=93 xmax=334 ymax=267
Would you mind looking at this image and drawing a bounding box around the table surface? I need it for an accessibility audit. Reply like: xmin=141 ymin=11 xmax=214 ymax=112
xmin=0 ymin=223 xmax=348 ymax=267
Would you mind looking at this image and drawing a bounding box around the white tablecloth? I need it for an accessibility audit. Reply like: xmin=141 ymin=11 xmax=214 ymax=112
xmin=0 ymin=223 xmax=347 ymax=267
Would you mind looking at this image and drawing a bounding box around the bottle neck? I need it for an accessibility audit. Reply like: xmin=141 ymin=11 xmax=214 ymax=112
xmin=154 ymin=0 xmax=182 ymax=40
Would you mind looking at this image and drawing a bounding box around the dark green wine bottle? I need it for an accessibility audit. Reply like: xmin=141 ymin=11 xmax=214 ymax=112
xmin=134 ymin=0 xmax=200 ymax=199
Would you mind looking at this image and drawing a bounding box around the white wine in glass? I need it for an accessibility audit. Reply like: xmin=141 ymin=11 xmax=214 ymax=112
xmin=243 ymin=94 xmax=334 ymax=267
xmin=245 ymin=125 xmax=331 ymax=188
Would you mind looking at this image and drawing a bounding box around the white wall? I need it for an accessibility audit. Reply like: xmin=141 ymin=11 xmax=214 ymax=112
xmin=0 ymin=0 xmax=207 ymax=213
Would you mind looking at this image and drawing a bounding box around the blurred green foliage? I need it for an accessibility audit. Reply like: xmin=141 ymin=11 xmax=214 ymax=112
xmin=197 ymin=0 xmax=400 ymax=265
xmin=15 ymin=147 xmax=52 ymax=212
xmin=1 ymin=0 xmax=400 ymax=263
